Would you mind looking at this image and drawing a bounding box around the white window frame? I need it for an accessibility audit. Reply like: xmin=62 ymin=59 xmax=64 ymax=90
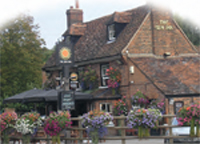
xmin=100 ymin=103 xmax=112 ymax=113
xmin=108 ymin=24 xmax=116 ymax=41
xmin=100 ymin=64 xmax=109 ymax=86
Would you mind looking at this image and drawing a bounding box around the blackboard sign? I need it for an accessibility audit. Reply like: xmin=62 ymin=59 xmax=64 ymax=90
xmin=59 ymin=91 xmax=75 ymax=110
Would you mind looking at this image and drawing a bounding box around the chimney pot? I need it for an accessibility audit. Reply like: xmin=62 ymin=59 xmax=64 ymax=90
xmin=76 ymin=0 xmax=79 ymax=9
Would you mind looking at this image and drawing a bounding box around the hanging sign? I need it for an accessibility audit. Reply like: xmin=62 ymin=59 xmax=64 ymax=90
xmin=56 ymin=41 xmax=74 ymax=66
xmin=69 ymin=72 xmax=79 ymax=90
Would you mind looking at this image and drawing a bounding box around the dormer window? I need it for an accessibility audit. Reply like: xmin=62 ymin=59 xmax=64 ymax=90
xmin=108 ymin=24 xmax=116 ymax=41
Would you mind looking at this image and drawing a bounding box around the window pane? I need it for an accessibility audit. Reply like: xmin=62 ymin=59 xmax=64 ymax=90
xmin=102 ymin=104 xmax=106 ymax=111
xmin=108 ymin=24 xmax=116 ymax=40
xmin=174 ymin=101 xmax=184 ymax=114
xmin=107 ymin=104 xmax=110 ymax=112
xmin=101 ymin=64 xmax=109 ymax=86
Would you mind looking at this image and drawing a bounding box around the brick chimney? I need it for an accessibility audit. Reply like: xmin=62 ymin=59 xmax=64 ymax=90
xmin=66 ymin=0 xmax=83 ymax=28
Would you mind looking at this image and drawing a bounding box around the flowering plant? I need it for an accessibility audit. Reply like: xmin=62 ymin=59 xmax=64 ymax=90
xmin=79 ymin=65 xmax=99 ymax=90
xmin=82 ymin=110 xmax=113 ymax=144
xmin=106 ymin=67 xmax=121 ymax=88
xmin=0 ymin=111 xmax=18 ymax=143
xmin=112 ymin=96 xmax=128 ymax=116
xmin=127 ymin=108 xmax=162 ymax=138
xmin=131 ymin=91 xmax=149 ymax=108
xmin=44 ymin=111 xmax=71 ymax=144
xmin=177 ymin=103 xmax=200 ymax=136
xmin=148 ymin=98 xmax=165 ymax=112
xmin=44 ymin=111 xmax=71 ymax=136
xmin=12 ymin=112 xmax=42 ymax=143
xmin=106 ymin=67 xmax=121 ymax=95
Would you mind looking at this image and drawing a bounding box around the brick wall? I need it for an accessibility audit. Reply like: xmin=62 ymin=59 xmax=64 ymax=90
xmin=128 ymin=6 xmax=196 ymax=56
xmin=151 ymin=7 xmax=196 ymax=56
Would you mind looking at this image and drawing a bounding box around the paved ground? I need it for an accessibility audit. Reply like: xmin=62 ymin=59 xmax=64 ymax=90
xmin=1 ymin=139 xmax=165 ymax=144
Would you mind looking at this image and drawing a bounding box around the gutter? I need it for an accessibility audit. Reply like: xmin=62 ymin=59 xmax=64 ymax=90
xmin=74 ymin=54 xmax=122 ymax=67
xmin=165 ymin=93 xmax=200 ymax=98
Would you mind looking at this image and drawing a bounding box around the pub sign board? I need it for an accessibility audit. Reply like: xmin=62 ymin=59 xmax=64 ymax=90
xmin=69 ymin=72 xmax=79 ymax=90
xmin=58 ymin=91 xmax=75 ymax=110
xmin=56 ymin=41 xmax=74 ymax=66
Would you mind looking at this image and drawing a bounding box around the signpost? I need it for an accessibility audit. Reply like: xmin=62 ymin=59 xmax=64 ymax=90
xmin=56 ymin=41 xmax=77 ymax=111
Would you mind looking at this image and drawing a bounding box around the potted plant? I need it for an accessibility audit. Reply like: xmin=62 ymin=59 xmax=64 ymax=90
xmin=126 ymin=108 xmax=162 ymax=138
xmin=131 ymin=90 xmax=149 ymax=108
xmin=0 ymin=111 xmax=18 ymax=144
xmin=12 ymin=112 xmax=42 ymax=144
xmin=112 ymin=96 xmax=128 ymax=116
xmin=112 ymin=96 xmax=128 ymax=135
xmin=44 ymin=111 xmax=71 ymax=144
xmin=79 ymin=65 xmax=99 ymax=91
xmin=106 ymin=67 xmax=121 ymax=95
xmin=177 ymin=103 xmax=200 ymax=137
xmin=82 ymin=110 xmax=113 ymax=144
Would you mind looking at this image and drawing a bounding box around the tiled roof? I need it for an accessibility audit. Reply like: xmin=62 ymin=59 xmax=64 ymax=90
xmin=131 ymin=56 xmax=200 ymax=95
xmin=107 ymin=11 xmax=133 ymax=24
xmin=74 ymin=6 xmax=149 ymax=62
xmin=43 ymin=5 xmax=149 ymax=69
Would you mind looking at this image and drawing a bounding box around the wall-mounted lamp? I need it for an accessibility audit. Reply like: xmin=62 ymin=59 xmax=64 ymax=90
xmin=130 ymin=66 xmax=134 ymax=74
xmin=126 ymin=49 xmax=129 ymax=54
xmin=164 ymin=52 xmax=171 ymax=57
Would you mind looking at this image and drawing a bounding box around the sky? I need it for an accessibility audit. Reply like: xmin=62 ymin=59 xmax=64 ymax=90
xmin=0 ymin=0 xmax=200 ymax=49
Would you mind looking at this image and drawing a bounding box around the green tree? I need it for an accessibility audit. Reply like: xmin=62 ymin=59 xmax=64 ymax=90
xmin=41 ymin=47 xmax=54 ymax=63
xmin=0 ymin=14 xmax=45 ymax=103
xmin=174 ymin=14 xmax=200 ymax=46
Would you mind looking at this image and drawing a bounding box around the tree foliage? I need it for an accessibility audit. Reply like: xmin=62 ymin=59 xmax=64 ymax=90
xmin=0 ymin=14 xmax=45 ymax=102
xmin=174 ymin=14 xmax=200 ymax=46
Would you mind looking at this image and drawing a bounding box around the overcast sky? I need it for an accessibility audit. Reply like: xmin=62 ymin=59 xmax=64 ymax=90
xmin=1 ymin=0 xmax=199 ymax=49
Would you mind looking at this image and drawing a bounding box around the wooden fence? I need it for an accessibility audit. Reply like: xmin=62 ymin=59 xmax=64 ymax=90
xmin=8 ymin=115 xmax=197 ymax=144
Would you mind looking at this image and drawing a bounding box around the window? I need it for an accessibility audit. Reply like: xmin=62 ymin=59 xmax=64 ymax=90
xmin=100 ymin=64 xmax=109 ymax=86
xmin=174 ymin=101 xmax=184 ymax=114
xmin=108 ymin=24 xmax=116 ymax=41
xmin=100 ymin=103 xmax=112 ymax=113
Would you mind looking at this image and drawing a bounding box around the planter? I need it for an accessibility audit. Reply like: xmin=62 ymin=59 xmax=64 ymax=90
xmin=90 ymin=128 xmax=99 ymax=144
xmin=196 ymin=123 xmax=200 ymax=137
xmin=190 ymin=117 xmax=195 ymax=137
xmin=2 ymin=131 xmax=9 ymax=144
xmin=22 ymin=134 xmax=31 ymax=144
xmin=138 ymin=126 xmax=150 ymax=138
xmin=52 ymin=134 xmax=61 ymax=144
